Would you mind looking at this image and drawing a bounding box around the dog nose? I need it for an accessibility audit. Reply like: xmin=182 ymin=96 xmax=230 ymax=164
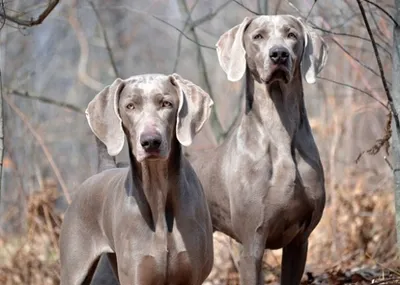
xmin=269 ymin=46 xmax=289 ymax=64
xmin=140 ymin=133 xmax=162 ymax=152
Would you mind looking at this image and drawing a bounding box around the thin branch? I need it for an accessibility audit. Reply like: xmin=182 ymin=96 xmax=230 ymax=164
xmin=330 ymin=37 xmax=386 ymax=82
xmin=384 ymin=155 xmax=393 ymax=170
xmin=173 ymin=29 xmax=184 ymax=72
xmin=362 ymin=0 xmax=398 ymax=26
xmin=189 ymin=0 xmax=232 ymax=28
xmin=356 ymin=0 xmax=399 ymax=161
xmin=311 ymin=25 xmax=392 ymax=58
xmin=3 ymin=95 xmax=71 ymax=203
xmin=232 ymin=0 xmax=260 ymax=15
xmin=317 ymin=76 xmax=388 ymax=110
xmin=173 ymin=0 xmax=200 ymax=72
xmin=274 ymin=1 xmax=283 ymax=15
xmin=305 ymin=0 xmax=317 ymax=20
xmin=89 ymin=1 xmax=120 ymax=78
xmin=284 ymin=0 xmax=302 ymax=16
xmin=357 ymin=0 xmax=396 ymax=117
xmin=173 ymin=0 xmax=228 ymax=72
xmin=0 ymin=0 xmax=5 ymax=30
xmin=356 ymin=112 xmax=392 ymax=163
xmin=151 ymin=15 xmax=215 ymax=50
xmin=0 ymin=0 xmax=59 ymax=27
xmin=8 ymin=89 xmax=85 ymax=114
xmin=180 ymin=0 xmax=225 ymax=142
xmin=367 ymin=1 xmax=392 ymax=47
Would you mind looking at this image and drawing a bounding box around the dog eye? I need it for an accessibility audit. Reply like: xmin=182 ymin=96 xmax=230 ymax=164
xmin=162 ymin=101 xmax=172 ymax=108
xmin=253 ymin=34 xmax=263 ymax=40
xmin=288 ymin=32 xmax=297 ymax=40
xmin=126 ymin=103 xmax=135 ymax=110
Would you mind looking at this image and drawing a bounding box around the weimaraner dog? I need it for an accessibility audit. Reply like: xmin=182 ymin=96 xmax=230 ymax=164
xmin=189 ymin=15 xmax=328 ymax=285
xmin=86 ymin=15 xmax=328 ymax=285
xmin=59 ymin=73 xmax=214 ymax=285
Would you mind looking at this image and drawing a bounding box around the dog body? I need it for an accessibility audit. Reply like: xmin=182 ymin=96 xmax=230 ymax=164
xmin=190 ymin=15 xmax=328 ymax=285
xmin=60 ymin=74 xmax=214 ymax=285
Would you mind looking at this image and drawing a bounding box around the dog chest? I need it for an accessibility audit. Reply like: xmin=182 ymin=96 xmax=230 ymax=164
xmin=134 ymin=239 xmax=194 ymax=285
xmin=124 ymin=225 xmax=195 ymax=285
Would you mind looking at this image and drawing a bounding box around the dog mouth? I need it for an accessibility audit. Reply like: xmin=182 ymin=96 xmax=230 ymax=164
xmin=142 ymin=149 xmax=170 ymax=161
xmin=143 ymin=150 xmax=163 ymax=160
xmin=136 ymin=149 xmax=167 ymax=162
xmin=264 ymin=66 xmax=290 ymax=84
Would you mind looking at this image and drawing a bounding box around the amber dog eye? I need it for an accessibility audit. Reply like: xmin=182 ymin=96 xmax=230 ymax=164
xmin=288 ymin=32 xmax=297 ymax=40
xmin=162 ymin=101 xmax=172 ymax=108
xmin=126 ymin=103 xmax=135 ymax=110
xmin=253 ymin=34 xmax=263 ymax=40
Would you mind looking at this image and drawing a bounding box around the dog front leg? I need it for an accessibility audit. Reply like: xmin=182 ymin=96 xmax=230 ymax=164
xmin=280 ymin=238 xmax=308 ymax=285
xmin=238 ymin=234 xmax=266 ymax=285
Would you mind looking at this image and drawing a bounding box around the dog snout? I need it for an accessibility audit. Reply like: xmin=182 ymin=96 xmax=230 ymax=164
xmin=140 ymin=133 xmax=162 ymax=152
xmin=269 ymin=46 xmax=289 ymax=64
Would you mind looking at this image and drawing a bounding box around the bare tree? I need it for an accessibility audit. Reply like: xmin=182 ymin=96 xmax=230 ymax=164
xmin=0 ymin=0 xmax=61 ymax=201
xmin=0 ymin=0 xmax=59 ymax=28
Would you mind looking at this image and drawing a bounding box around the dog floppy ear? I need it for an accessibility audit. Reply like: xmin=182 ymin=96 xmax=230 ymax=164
xmin=169 ymin=74 xmax=214 ymax=146
xmin=298 ymin=18 xmax=328 ymax=84
xmin=85 ymin=78 xmax=126 ymax=156
xmin=216 ymin=17 xmax=253 ymax=82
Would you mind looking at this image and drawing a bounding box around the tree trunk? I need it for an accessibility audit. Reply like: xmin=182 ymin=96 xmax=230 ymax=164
xmin=392 ymin=0 xmax=400 ymax=254
xmin=0 ymin=70 xmax=3 ymax=200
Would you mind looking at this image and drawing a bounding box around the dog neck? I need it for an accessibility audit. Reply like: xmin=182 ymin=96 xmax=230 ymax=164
xmin=241 ymin=67 xmax=303 ymax=145
xmin=126 ymin=138 xmax=181 ymax=232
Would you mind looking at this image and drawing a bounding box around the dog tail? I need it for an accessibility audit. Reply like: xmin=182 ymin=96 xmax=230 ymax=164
xmin=95 ymin=137 xmax=117 ymax=172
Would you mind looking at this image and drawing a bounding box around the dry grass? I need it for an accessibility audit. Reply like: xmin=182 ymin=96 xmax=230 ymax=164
xmin=0 ymin=180 xmax=61 ymax=285
xmin=0 ymin=174 xmax=399 ymax=285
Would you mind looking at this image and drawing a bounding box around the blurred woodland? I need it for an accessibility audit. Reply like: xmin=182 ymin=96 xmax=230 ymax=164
xmin=0 ymin=0 xmax=399 ymax=284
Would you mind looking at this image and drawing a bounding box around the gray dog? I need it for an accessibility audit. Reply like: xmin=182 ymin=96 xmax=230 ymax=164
xmin=189 ymin=15 xmax=328 ymax=285
xmin=59 ymin=73 xmax=214 ymax=285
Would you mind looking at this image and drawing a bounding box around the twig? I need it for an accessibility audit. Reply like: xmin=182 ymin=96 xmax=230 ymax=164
xmin=43 ymin=205 xmax=59 ymax=254
xmin=317 ymin=76 xmax=388 ymax=110
xmin=8 ymin=89 xmax=85 ymax=113
xmin=363 ymin=0 xmax=398 ymax=27
xmin=331 ymin=37 xmax=385 ymax=81
xmin=89 ymin=1 xmax=120 ymax=78
xmin=356 ymin=112 xmax=392 ymax=163
xmin=357 ymin=0 xmax=399 ymax=129
xmin=0 ymin=0 xmax=59 ymax=27
xmin=173 ymin=29 xmax=184 ymax=72
xmin=305 ymin=0 xmax=317 ymax=20
xmin=384 ymin=156 xmax=393 ymax=170
xmin=311 ymin=26 xmax=392 ymax=58
xmin=3 ymin=95 xmax=71 ymax=203
xmin=151 ymin=15 xmax=215 ymax=50
xmin=232 ymin=0 xmax=260 ymax=15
